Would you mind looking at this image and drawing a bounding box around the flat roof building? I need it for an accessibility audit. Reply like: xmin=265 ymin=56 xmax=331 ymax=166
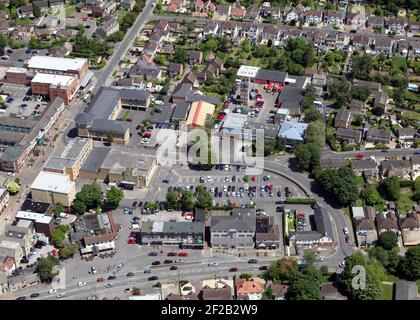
xmin=27 ymin=55 xmax=89 ymax=79
xmin=31 ymin=73 xmax=79 ymax=104
xmin=30 ymin=171 xmax=76 ymax=207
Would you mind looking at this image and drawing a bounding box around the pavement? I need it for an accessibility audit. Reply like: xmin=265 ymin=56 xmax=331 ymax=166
xmin=321 ymin=148 xmax=420 ymax=160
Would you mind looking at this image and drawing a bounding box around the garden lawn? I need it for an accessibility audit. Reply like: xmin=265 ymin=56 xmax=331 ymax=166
xmin=397 ymin=188 xmax=415 ymax=214
xmin=65 ymin=4 xmax=76 ymax=17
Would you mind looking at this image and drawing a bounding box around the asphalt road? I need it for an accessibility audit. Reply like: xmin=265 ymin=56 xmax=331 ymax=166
xmin=93 ymin=0 xmax=156 ymax=93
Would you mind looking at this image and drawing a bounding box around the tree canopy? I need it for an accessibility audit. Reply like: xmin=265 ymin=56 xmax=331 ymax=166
xmin=318 ymin=167 xmax=359 ymax=206
xmin=378 ymin=231 xmax=398 ymax=250
xmin=106 ymin=187 xmax=124 ymax=209
xmin=294 ymin=142 xmax=321 ymax=173
xmin=380 ymin=177 xmax=401 ymax=201
xmin=36 ymin=256 xmax=59 ymax=283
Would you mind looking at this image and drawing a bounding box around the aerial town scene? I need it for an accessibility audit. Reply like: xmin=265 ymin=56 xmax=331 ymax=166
xmin=0 ymin=0 xmax=418 ymax=303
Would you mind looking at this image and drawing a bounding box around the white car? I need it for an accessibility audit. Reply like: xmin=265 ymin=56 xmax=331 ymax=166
xmin=175 ymin=258 xmax=184 ymax=263
xmin=207 ymin=176 xmax=212 ymax=182
xmin=91 ymin=266 xmax=97 ymax=274
xmin=78 ymin=282 xmax=86 ymax=287
xmin=223 ymin=186 xmax=227 ymax=192
xmin=208 ymin=262 xmax=218 ymax=267
xmin=130 ymin=224 xmax=140 ymax=229
xmin=48 ymin=289 xmax=57 ymax=294
xmin=338 ymin=261 xmax=346 ymax=268
xmin=343 ymin=227 xmax=349 ymax=235
xmin=56 ymin=292 xmax=66 ymax=298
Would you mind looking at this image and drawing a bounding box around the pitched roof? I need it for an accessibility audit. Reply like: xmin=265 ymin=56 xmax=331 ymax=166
xmin=278 ymin=121 xmax=308 ymax=142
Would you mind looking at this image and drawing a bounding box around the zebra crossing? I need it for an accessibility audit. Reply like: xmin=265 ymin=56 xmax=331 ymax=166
xmin=159 ymin=161 xmax=173 ymax=168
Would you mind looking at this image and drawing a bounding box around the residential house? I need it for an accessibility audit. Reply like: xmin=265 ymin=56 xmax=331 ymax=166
xmin=352 ymin=206 xmax=377 ymax=246
xmin=129 ymin=60 xmax=162 ymax=81
xmin=351 ymin=159 xmax=378 ymax=178
xmin=153 ymin=19 xmax=170 ymax=33
xmin=96 ymin=16 xmax=119 ymax=39
xmin=411 ymin=156 xmax=420 ymax=179
xmin=244 ymin=4 xmax=260 ymax=22
xmin=346 ymin=12 xmax=367 ymax=30
xmin=336 ymin=128 xmax=362 ymax=145
xmin=304 ymin=10 xmax=323 ymax=25
xmin=367 ymin=16 xmax=384 ymax=30
xmin=231 ymin=6 xmax=246 ymax=20
xmin=373 ymin=36 xmax=395 ymax=56
xmin=255 ymin=216 xmax=280 ymax=250
xmin=168 ymin=63 xmax=184 ymax=78
xmin=376 ymin=212 xmax=399 ymax=234
xmin=239 ymin=23 xmax=260 ymax=43
xmin=213 ymin=3 xmax=231 ymax=21
xmin=218 ymin=21 xmax=239 ymax=38
xmin=260 ymin=25 xmax=280 ymax=44
xmin=0 ymin=256 xmax=16 ymax=276
xmin=335 ymin=108 xmax=352 ymax=128
xmin=321 ymin=283 xmax=348 ymax=300
xmin=323 ymin=10 xmax=345 ymax=26
xmin=236 ymin=278 xmax=264 ymax=300
xmin=203 ymin=21 xmax=219 ymax=37
xmin=380 ymin=159 xmax=412 ymax=179
xmin=284 ymin=8 xmax=300 ymax=23
xmin=210 ymin=208 xmax=256 ymax=250
xmin=183 ymin=72 xmax=200 ymax=88
xmin=200 ymin=285 xmax=232 ymax=300
xmin=349 ymin=99 xmax=366 ymax=115
xmin=50 ymin=42 xmax=73 ymax=57
xmin=148 ymin=31 xmax=169 ymax=45
xmin=120 ymin=0 xmax=136 ymax=11
xmin=188 ymin=51 xmax=203 ymax=65
xmin=365 ymin=128 xmax=391 ymax=145
xmin=386 ymin=18 xmax=407 ymax=33
xmin=18 ymin=5 xmax=34 ymax=19
xmin=398 ymin=127 xmax=416 ymax=143
xmin=194 ymin=0 xmax=215 ymax=15
xmin=351 ymin=34 xmax=371 ymax=49
xmin=399 ymin=212 xmax=420 ymax=246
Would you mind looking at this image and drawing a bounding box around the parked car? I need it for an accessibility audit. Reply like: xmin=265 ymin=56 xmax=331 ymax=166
xmin=248 ymin=259 xmax=258 ymax=264
xmin=170 ymin=266 xmax=178 ymax=271
xmin=208 ymin=262 xmax=218 ymax=267
xmin=148 ymin=276 xmax=158 ymax=281
xmin=167 ymin=252 xmax=177 ymax=256
xmin=343 ymin=227 xmax=349 ymax=235
xmin=151 ymin=261 xmax=160 ymax=265
xmin=107 ymin=275 xmax=116 ymax=280
xmin=148 ymin=251 xmax=158 ymax=256
xmin=178 ymin=252 xmax=188 ymax=257
xmin=164 ymin=260 xmax=173 ymax=264
xmin=259 ymin=266 xmax=268 ymax=271
xmin=97 ymin=277 xmax=105 ymax=282
xmin=345 ymin=235 xmax=351 ymax=243
xmin=229 ymin=267 xmax=238 ymax=272
xmin=30 ymin=293 xmax=40 ymax=298
xmin=144 ymin=268 xmax=152 ymax=274
xmin=127 ymin=272 xmax=135 ymax=277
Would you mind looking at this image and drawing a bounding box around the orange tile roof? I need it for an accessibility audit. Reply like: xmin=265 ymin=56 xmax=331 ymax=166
xmin=236 ymin=279 xmax=263 ymax=294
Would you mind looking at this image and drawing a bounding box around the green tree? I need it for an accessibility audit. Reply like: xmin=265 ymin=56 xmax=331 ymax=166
xmin=106 ymin=187 xmax=124 ymax=208
xmin=107 ymin=31 xmax=125 ymax=42
xmin=318 ymin=167 xmax=359 ymax=206
xmin=172 ymin=48 xmax=188 ymax=64
xmin=196 ymin=185 xmax=213 ymax=210
xmin=381 ymin=177 xmax=401 ymax=201
xmin=305 ymin=121 xmax=325 ymax=146
xmin=327 ymin=76 xmax=351 ymax=107
xmin=303 ymin=249 xmax=317 ymax=266
xmin=179 ymin=189 xmax=195 ymax=211
xmin=59 ymin=243 xmax=79 ymax=260
xmin=378 ymin=231 xmax=398 ymax=250
xmin=72 ymin=199 xmax=87 ymax=215
xmin=304 ymin=107 xmax=323 ymax=123
xmin=288 ymin=278 xmax=321 ymax=300
xmin=351 ymin=85 xmax=371 ymax=101
xmin=368 ymin=247 xmax=400 ymax=274
xmin=36 ymin=256 xmax=59 ymax=283
xmin=351 ymin=54 xmax=374 ymax=80
xmin=166 ymin=190 xmax=179 ymax=210
xmin=400 ymin=246 xmax=420 ymax=280
xmin=295 ymin=143 xmax=321 ymax=173
xmin=360 ymin=187 xmax=383 ymax=206
xmin=51 ymin=225 xmax=70 ymax=248
xmin=154 ymin=54 xmax=166 ymax=66
xmin=300 ymin=84 xmax=316 ymax=112
xmin=7 ymin=181 xmax=20 ymax=194
xmin=52 ymin=203 xmax=65 ymax=217
xmin=75 ymin=182 xmax=102 ymax=210
xmin=33 ymin=5 xmax=42 ymax=18
xmin=106 ymin=134 xmax=113 ymax=145
xmin=268 ymin=258 xmax=298 ymax=284
xmin=261 ymin=286 xmax=274 ymax=300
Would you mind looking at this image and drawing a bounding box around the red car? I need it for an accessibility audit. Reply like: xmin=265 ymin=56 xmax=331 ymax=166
xmin=178 ymin=252 xmax=188 ymax=257
xmin=345 ymin=236 xmax=351 ymax=243
xmin=355 ymin=153 xmax=364 ymax=159
xmin=229 ymin=267 xmax=238 ymax=272
xmin=255 ymin=101 xmax=264 ymax=107
xmin=127 ymin=240 xmax=136 ymax=244
xmin=223 ymin=102 xmax=230 ymax=107
xmin=143 ymin=131 xmax=152 ymax=138
xmin=217 ymin=114 xmax=225 ymax=120
xmin=251 ymin=176 xmax=256 ymax=182
xmin=297 ymin=213 xmax=305 ymax=217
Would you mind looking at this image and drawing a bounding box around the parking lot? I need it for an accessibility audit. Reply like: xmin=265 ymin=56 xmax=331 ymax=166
xmin=0 ymin=82 xmax=50 ymax=118
xmin=253 ymin=83 xmax=280 ymax=125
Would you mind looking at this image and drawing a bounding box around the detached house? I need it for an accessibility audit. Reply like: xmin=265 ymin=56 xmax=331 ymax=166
xmin=386 ymin=18 xmax=407 ymax=33
xmin=284 ymin=8 xmax=300 ymax=22
xmin=236 ymin=278 xmax=264 ymax=300
xmin=260 ymin=25 xmax=280 ymax=44
xmin=168 ymin=63 xmax=184 ymax=78
xmin=231 ymin=6 xmax=246 ymax=19
xmin=351 ymin=34 xmax=371 ymax=49
xmin=96 ymin=16 xmax=119 ymax=39
xmin=188 ymin=51 xmax=203 ymax=65
xmin=218 ymin=21 xmax=239 ymax=38
xmin=349 ymin=99 xmax=366 ymax=115
xmin=336 ymin=128 xmax=362 ymax=145
xmin=398 ymin=127 xmax=416 ymax=143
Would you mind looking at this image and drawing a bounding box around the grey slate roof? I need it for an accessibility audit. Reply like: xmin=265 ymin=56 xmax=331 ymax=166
xmin=395 ymin=281 xmax=418 ymax=300
xmin=171 ymin=103 xmax=190 ymax=121
xmin=81 ymin=147 xmax=110 ymax=172
xmin=211 ymin=208 xmax=256 ymax=232
xmin=255 ymin=69 xmax=287 ymax=82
